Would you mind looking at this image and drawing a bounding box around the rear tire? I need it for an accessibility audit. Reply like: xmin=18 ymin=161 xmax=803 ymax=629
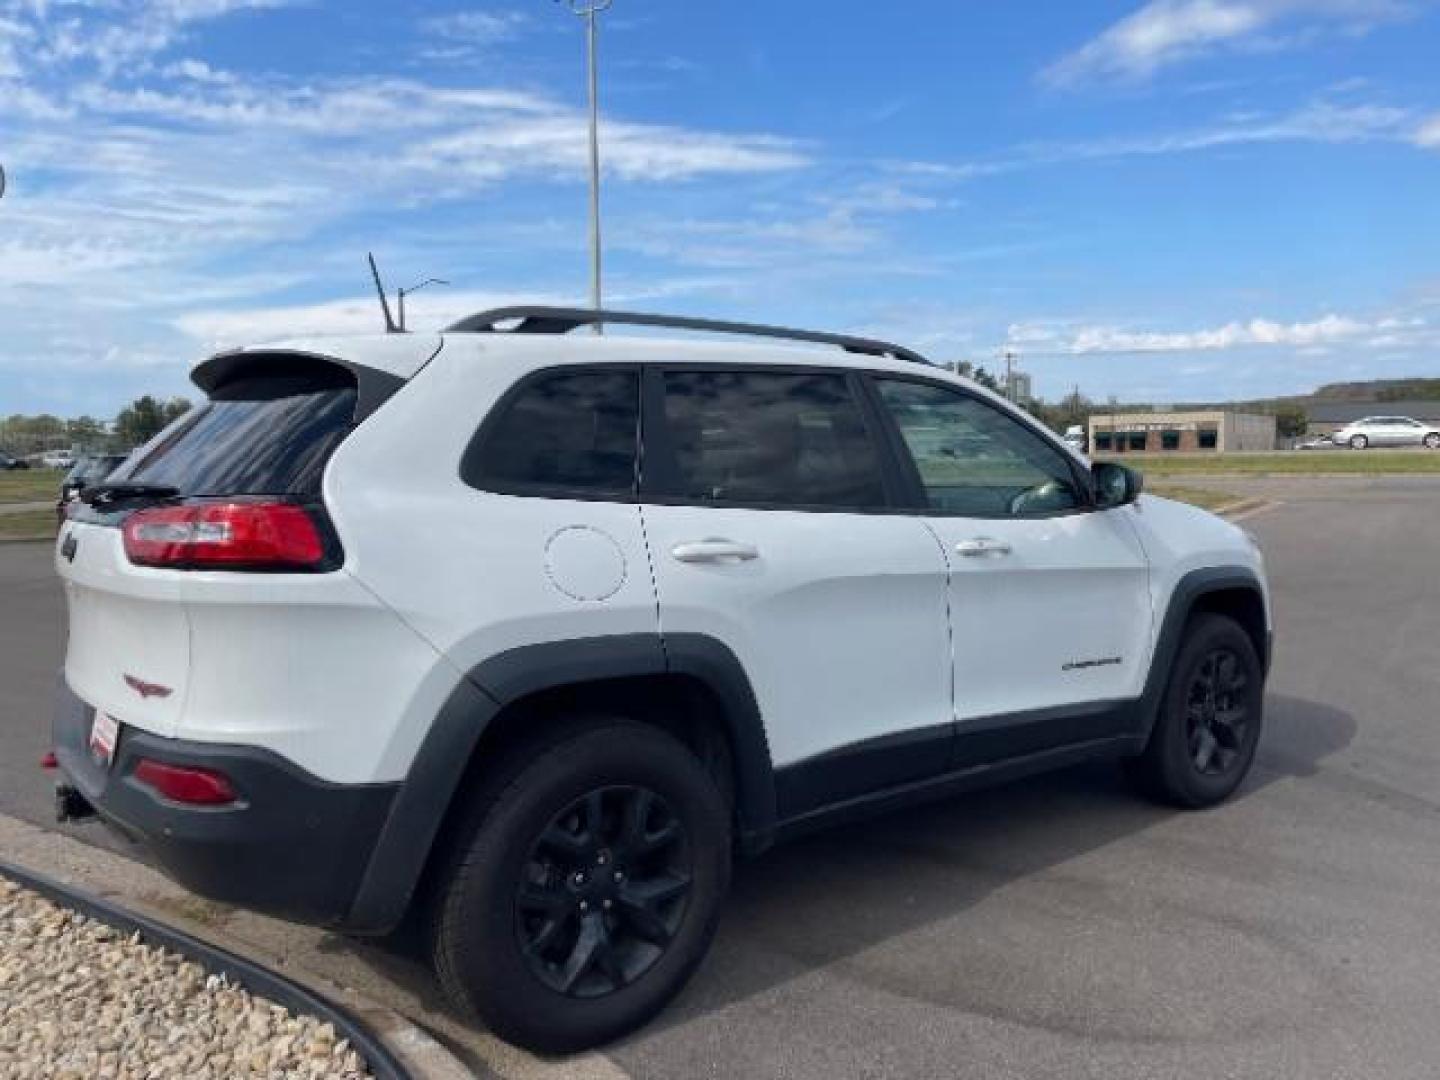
xmin=1125 ymin=614 xmax=1264 ymax=809
xmin=1349 ymin=434 xmax=1368 ymax=450
xmin=431 ymin=718 xmax=730 ymax=1053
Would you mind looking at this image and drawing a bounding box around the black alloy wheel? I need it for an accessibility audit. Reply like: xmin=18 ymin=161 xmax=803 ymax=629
xmin=1184 ymin=648 xmax=1250 ymax=776
xmin=1123 ymin=612 xmax=1265 ymax=808
xmin=431 ymin=718 xmax=730 ymax=1054
xmin=516 ymin=785 xmax=692 ymax=999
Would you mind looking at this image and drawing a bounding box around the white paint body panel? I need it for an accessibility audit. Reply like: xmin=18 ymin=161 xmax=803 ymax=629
xmin=640 ymin=504 xmax=952 ymax=769
xmin=57 ymin=518 xmax=452 ymax=784
xmin=922 ymin=508 xmax=1152 ymax=721
xmin=1126 ymin=494 xmax=1272 ymax=655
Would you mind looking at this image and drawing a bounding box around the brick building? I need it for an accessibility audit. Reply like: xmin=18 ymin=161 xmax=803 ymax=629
xmin=1089 ymin=410 xmax=1276 ymax=454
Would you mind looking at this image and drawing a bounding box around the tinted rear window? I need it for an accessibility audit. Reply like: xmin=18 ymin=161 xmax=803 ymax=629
xmin=463 ymin=368 xmax=640 ymax=498
xmin=122 ymin=367 xmax=358 ymax=498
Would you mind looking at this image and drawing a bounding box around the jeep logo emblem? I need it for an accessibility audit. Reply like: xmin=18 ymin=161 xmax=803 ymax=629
xmin=124 ymin=674 xmax=173 ymax=700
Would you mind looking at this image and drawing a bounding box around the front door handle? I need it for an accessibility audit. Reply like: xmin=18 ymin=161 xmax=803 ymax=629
xmin=955 ymin=537 xmax=1012 ymax=558
xmin=672 ymin=539 xmax=760 ymax=564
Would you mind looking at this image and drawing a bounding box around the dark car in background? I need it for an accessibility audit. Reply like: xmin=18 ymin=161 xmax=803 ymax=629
xmin=56 ymin=454 xmax=128 ymax=523
xmin=1 ymin=453 xmax=31 ymax=470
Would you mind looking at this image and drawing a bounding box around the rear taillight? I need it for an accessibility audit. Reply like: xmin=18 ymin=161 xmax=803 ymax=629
xmin=133 ymin=758 xmax=238 ymax=806
xmin=122 ymin=502 xmax=326 ymax=571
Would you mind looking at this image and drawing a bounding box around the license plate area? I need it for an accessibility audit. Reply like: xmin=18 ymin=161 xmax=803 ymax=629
xmin=89 ymin=711 xmax=120 ymax=769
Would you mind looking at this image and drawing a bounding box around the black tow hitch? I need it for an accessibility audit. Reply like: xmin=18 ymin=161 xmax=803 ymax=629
xmin=55 ymin=784 xmax=97 ymax=825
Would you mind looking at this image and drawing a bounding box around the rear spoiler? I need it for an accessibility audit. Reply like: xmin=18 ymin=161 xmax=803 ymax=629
xmin=192 ymin=349 xmax=406 ymax=424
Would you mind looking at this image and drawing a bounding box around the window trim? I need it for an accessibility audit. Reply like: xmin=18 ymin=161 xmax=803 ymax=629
xmin=638 ymin=362 xmax=908 ymax=515
xmin=860 ymin=372 xmax=1100 ymax=520
xmin=459 ymin=362 xmax=643 ymax=503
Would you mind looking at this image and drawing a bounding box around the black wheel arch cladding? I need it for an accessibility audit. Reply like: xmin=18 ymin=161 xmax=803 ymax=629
xmin=345 ymin=632 xmax=774 ymax=934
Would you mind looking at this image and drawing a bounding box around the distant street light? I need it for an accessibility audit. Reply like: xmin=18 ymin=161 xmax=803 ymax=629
xmin=397 ymin=278 xmax=448 ymax=332
xmin=560 ymin=0 xmax=612 ymax=333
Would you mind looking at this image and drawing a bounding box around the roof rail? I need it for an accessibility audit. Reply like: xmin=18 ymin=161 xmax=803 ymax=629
xmin=443 ymin=306 xmax=931 ymax=366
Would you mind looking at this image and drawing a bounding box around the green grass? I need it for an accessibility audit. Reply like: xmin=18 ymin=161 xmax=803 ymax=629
xmin=0 ymin=470 xmax=61 ymax=503
xmin=1098 ymin=450 xmax=1440 ymax=477
xmin=0 ymin=509 xmax=57 ymax=540
xmin=1146 ymin=483 xmax=1245 ymax=513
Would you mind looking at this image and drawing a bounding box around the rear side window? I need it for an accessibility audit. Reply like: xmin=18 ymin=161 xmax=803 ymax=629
xmin=655 ymin=370 xmax=886 ymax=509
xmin=463 ymin=368 xmax=640 ymax=498
xmin=123 ymin=365 xmax=357 ymax=499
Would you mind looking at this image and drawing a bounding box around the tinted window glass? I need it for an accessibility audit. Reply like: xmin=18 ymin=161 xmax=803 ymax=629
xmin=877 ymin=380 xmax=1082 ymax=517
xmin=123 ymin=370 xmax=357 ymax=498
xmin=467 ymin=369 xmax=639 ymax=497
xmin=659 ymin=370 xmax=885 ymax=509
xmin=65 ymin=455 xmax=126 ymax=485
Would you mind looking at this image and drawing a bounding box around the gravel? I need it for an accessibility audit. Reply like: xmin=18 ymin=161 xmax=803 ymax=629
xmin=0 ymin=877 xmax=375 ymax=1079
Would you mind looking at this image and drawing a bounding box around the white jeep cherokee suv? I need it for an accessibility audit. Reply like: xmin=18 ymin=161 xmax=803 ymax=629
xmin=53 ymin=308 xmax=1271 ymax=1052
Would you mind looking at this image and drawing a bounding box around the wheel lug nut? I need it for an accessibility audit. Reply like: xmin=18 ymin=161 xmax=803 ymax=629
xmin=612 ymin=871 xmax=624 ymax=884
xmin=579 ymin=900 xmax=589 ymax=912
xmin=602 ymin=899 xmax=613 ymax=911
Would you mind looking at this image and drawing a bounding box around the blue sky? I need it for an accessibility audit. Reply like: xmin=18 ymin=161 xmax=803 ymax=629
xmin=2 ymin=0 xmax=1439 ymax=416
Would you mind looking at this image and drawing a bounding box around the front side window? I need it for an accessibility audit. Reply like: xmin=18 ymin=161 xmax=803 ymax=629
xmin=656 ymin=370 xmax=886 ymax=509
xmin=464 ymin=368 xmax=639 ymax=498
xmin=875 ymin=379 xmax=1083 ymax=517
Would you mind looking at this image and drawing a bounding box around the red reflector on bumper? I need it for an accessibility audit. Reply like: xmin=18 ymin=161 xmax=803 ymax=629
xmin=133 ymin=759 xmax=238 ymax=806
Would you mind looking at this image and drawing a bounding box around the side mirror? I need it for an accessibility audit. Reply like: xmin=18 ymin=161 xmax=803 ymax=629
xmin=1093 ymin=462 xmax=1143 ymax=508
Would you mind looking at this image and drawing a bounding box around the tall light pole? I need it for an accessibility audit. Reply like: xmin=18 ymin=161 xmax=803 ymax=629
xmin=397 ymin=277 xmax=448 ymax=332
xmin=562 ymin=0 xmax=611 ymax=333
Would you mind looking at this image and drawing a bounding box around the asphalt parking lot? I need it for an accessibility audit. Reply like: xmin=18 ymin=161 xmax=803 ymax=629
xmin=3 ymin=475 xmax=1439 ymax=1079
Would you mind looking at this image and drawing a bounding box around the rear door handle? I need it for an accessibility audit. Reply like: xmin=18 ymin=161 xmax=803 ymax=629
xmin=671 ymin=539 xmax=760 ymax=564
xmin=955 ymin=537 xmax=1012 ymax=558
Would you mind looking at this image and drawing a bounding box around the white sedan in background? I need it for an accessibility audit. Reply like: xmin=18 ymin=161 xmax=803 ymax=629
xmin=1331 ymin=416 xmax=1440 ymax=450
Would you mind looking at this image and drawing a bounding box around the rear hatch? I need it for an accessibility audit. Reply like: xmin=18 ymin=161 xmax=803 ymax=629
xmin=57 ymin=349 xmax=403 ymax=739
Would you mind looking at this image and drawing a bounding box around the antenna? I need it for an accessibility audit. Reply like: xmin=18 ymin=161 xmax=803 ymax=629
xmin=367 ymin=252 xmax=400 ymax=334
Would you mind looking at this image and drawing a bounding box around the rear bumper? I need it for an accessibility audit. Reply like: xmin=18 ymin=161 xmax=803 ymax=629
xmin=53 ymin=677 xmax=398 ymax=928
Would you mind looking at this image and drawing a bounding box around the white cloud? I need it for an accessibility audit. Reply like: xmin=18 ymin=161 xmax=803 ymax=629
xmin=421 ymin=10 xmax=527 ymax=46
xmin=161 ymin=57 xmax=235 ymax=84
xmin=1416 ymin=112 xmax=1440 ymax=147
xmin=409 ymin=116 xmax=807 ymax=184
xmin=1044 ymin=0 xmax=1415 ymax=85
xmin=896 ymin=100 xmax=1421 ymax=181
xmin=15 ymin=0 xmax=295 ymax=75
xmin=1008 ymin=312 xmax=1388 ymax=354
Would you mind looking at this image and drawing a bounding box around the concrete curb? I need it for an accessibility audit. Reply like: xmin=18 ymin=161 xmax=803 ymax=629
xmin=0 ymin=813 xmax=474 ymax=1080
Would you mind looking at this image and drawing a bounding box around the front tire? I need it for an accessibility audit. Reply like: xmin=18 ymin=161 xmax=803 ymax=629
xmin=1424 ymin=432 xmax=1440 ymax=450
xmin=1125 ymin=613 xmax=1264 ymax=809
xmin=1349 ymin=434 xmax=1368 ymax=450
xmin=432 ymin=719 xmax=731 ymax=1053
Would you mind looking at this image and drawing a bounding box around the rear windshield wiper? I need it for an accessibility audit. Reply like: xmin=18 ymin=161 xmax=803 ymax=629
xmin=81 ymin=482 xmax=181 ymax=507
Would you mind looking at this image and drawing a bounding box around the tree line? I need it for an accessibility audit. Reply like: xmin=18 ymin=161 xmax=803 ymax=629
xmin=0 ymin=395 xmax=192 ymax=457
